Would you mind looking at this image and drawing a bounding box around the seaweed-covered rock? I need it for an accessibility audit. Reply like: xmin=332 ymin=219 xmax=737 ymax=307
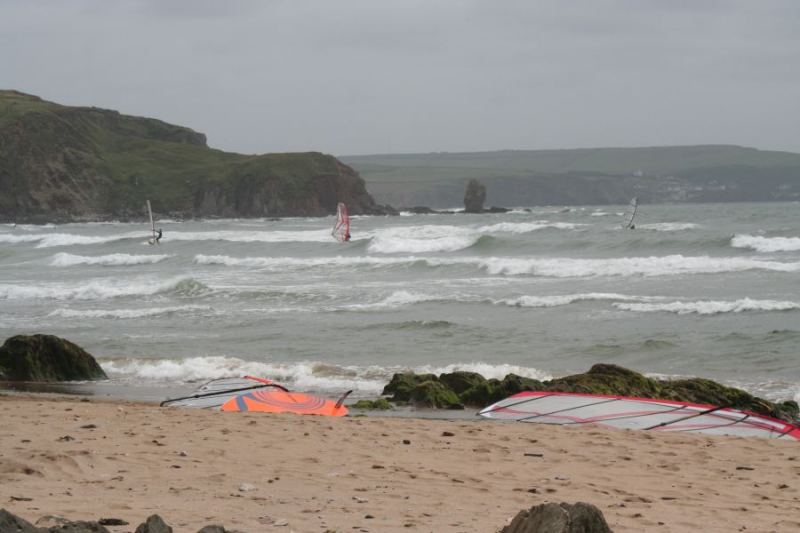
xmin=382 ymin=372 xmax=438 ymax=402
xmin=49 ymin=521 xmax=112 ymax=532
xmin=544 ymin=364 xmax=661 ymax=397
xmin=460 ymin=374 xmax=545 ymax=407
xmin=351 ymin=398 xmax=393 ymax=410
xmin=438 ymin=371 xmax=486 ymax=395
xmin=501 ymin=502 xmax=613 ymax=533
xmin=409 ymin=380 xmax=463 ymax=409
xmin=0 ymin=334 xmax=107 ymax=382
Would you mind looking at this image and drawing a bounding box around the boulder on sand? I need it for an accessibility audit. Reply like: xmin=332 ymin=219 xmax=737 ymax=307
xmin=501 ymin=502 xmax=613 ymax=533
xmin=0 ymin=334 xmax=107 ymax=382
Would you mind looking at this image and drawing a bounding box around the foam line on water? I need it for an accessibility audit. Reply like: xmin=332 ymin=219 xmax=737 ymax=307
xmin=615 ymin=298 xmax=800 ymax=315
xmin=731 ymin=234 xmax=800 ymax=253
xmin=50 ymin=252 xmax=171 ymax=267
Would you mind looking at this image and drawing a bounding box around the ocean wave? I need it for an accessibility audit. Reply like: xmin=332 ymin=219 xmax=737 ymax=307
xmin=614 ymin=298 xmax=800 ymax=315
xmin=165 ymin=229 xmax=333 ymax=243
xmin=0 ymin=276 xmax=209 ymax=300
xmin=0 ymin=231 xmax=143 ymax=248
xmin=496 ymin=293 xmax=656 ymax=308
xmin=476 ymin=254 xmax=800 ymax=277
xmin=368 ymin=225 xmax=479 ymax=253
xmin=478 ymin=221 xmax=585 ymax=233
xmin=731 ymin=234 xmax=800 ymax=253
xmin=50 ymin=252 xmax=171 ymax=267
xmin=343 ymin=290 xmax=454 ymax=310
xmin=48 ymin=305 xmax=214 ymax=319
xmin=195 ymin=253 xmax=800 ymax=278
xmin=100 ymin=356 xmax=552 ymax=394
xmin=637 ymin=223 xmax=700 ymax=231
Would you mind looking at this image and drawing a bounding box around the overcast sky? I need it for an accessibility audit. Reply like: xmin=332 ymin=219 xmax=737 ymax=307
xmin=2 ymin=0 xmax=799 ymax=156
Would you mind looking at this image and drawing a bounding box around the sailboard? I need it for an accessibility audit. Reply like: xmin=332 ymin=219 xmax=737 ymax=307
xmin=161 ymin=375 xmax=351 ymax=416
xmin=478 ymin=391 xmax=800 ymax=440
xmin=146 ymin=200 xmax=157 ymax=245
xmin=331 ymin=202 xmax=350 ymax=242
xmin=623 ymin=197 xmax=638 ymax=229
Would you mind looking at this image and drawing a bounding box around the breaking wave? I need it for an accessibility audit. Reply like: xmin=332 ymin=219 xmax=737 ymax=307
xmin=731 ymin=234 xmax=800 ymax=253
xmin=368 ymin=225 xmax=480 ymax=253
xmin=100 ymin=356 xmax=552 ymax=394
xmin=0 ymin=231 xmax=142 ymax=248
xmin=50 ymin=252 xmax=171 ymax=267
xmin=165 ymin=229 xmax=333 ymax=243
xmin=0 ymin=277 xmax=209 ymax=300
xmin=48 ymin=305 xmax=214 ymax=319
xmin=615 ymin=298 xmax=800 ymax=315
xmin=495 ymin=293 xmax=657 ymax=307
xmin=478 ymin=221 xmax=585 ymax=233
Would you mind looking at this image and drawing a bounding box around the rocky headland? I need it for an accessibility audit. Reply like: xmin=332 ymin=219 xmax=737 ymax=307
xmin=0 ymin=90 xmax=395 ymax=223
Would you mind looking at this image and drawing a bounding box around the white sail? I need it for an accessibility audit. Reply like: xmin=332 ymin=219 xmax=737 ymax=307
xmin=146 ymin=200 xmax=156 ymax=245
xmin=623 ymin=197 xmax=638 ymax=229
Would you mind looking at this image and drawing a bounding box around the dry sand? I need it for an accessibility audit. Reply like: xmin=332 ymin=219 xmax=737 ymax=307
xmin=1 ymin=393 xmax=799 ymax=532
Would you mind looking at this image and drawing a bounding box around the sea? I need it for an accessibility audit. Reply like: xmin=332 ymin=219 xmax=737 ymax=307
xmin=1 ymin=202 xmax=799 ymax=406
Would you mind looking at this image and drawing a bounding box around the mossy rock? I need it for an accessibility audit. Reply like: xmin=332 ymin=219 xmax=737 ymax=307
xmin=409 ymin=380 xmax=463 ymax=409
xmin=351 ymin=398 xmax=393 ymax=410
xmin=382 ymin=372 xmax=439 ymax=402
xmin=661 ymin=378 xmax=798 ymax=421
xmin=501 ymin=373 xmax=545 ymax=395
xmin=0 ymin=334 xmax=107 ymax=381
xmin=544 ymin=363 xmax=662 ymax=397
xmin=438 ymin=371 xmax=486 ymax=395
xmin=460 ymin=379 xmax=508 ymax=407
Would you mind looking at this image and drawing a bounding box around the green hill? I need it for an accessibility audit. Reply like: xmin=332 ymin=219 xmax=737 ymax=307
xmin=0 ymin=90 xmax=391 ymax=222
xmin=342 ymin=146 xmax=800 ymax=207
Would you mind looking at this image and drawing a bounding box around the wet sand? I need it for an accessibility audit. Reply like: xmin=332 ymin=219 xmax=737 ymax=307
xmin=1 ymin=393 xmax=799 ymax=532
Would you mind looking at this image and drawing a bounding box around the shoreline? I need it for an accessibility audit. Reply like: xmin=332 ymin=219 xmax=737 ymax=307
xmin=1 ymin=392 xmax=799 ymax=532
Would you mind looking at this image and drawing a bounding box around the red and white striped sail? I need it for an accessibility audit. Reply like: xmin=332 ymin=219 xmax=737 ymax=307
xmin=479 ymin=391 xmax=800 ymax=440
xmin=332 ymin=202 xmax=350 ymax=242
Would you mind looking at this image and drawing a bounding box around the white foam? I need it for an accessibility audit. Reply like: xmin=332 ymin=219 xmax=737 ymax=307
xmin=496 ymin=293 xmax=655 ymax=308
xmin=165 ymin=229 xmax=333 ymax=243
xmin=478 ymin=221 xmax=584 ymax=233
xmin=475 ymin=255 xmax=800 ymax=277
xmin=368 ymin=225 xmax=479 ymax=253
xmin=0 ymin=276 xmax=207 ymax=300
xmin=48 ymin=305 xmax=213 ymax=319
xmin=0 ymin=231 xmax=143 ymax=248
xmin=100 ymin=356 xmax=552 ymax=394
xmin=50 ymin=252 xmax=171 ymax=267
xmin=637 ymin=223 xmax=700 ymax=231
xmin=731 ymin=234 xmax=800 ymax=253
xmin=615 ymin=298 xmax=800 ymax=315
xmin=194 ymin=254 xmax=413 ymax=269
xmin=344 ymin=290 xmax=449 ymax=310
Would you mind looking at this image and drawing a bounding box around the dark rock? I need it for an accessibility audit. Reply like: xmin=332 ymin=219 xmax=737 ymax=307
xmin=438 ymin=371 xmax=486 ymax=395
xmin=0 ymin=509 xmax=40 ymax=533
xmin=48 ymin=522 xmax=111 ymax=532
xmin=544 ymin=364 xmax=661 ymax=397
xmin=460 ymin=374 xmax=544 ymax=407
xmin=98 ymin=518 xmax=128 ymax=526
xmin=408 ymin=380 xmax=462 ymax=409
xmin=501 ymin=502 xmax=613 ymax=533
xmin=463 ymin=179 xmax=487 ymax=213
xmin=486 ymin=206 xmax=510 ymax=213
xmin=135 ymin=515 xmax=173 ymax=533
xmin=196 ymin=527 xmax=227 ymax=533
xmin=351 ymin=398 xmax=393 ymax=410
xmin=382 ymin=372 xmax=439 ymax=402
xmin=398 ymin=206 xmax=440 ymax=214
xmin=0 ymin=334 xmax=107 ymax=382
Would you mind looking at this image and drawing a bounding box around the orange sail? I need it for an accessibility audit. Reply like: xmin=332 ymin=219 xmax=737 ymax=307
xmin=221 ymin=388 xmax=349 ymax=416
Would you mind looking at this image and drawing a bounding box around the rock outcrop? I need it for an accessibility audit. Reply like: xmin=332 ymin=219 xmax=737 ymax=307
xmin=0 ymin=90 xmax=395 ymax=222
xmin=378 ymin=364 xmax=799 ymax=422
xmin=0 ymin=511 xmax=238 ymax=533
xmin=463 ymin=178 xmax=487 ymax=213
xmin=0 ymin=334 xmax=107 ymax=382
xmin=501 ymin=502 xmax=613 ymax=533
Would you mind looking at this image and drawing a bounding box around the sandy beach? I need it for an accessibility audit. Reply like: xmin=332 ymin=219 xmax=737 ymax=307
xmin=0 ymin=393 xmax=798 ymax=532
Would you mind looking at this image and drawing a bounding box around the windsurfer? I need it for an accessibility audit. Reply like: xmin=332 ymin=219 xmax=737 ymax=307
xmin=156 ymin=228 xmax=163 ymax=243
xmin=344 ymin=232 xmax=351 ymax=241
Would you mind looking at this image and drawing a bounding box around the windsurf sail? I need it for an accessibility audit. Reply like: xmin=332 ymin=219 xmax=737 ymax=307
xmin=146 ymin=200 xmax=157 ymax=245
xmin=332 ymin=202 xmax=350 ymax=242
xmin=478 ymin=391 xmax=800 ymax=440
xmin=623 ymin=197 xmax=638 ymax=229
xmin=221 ymin=389 xmax=351 ymax=416
xmin=160 ymin=376 xmax=283 ymax=409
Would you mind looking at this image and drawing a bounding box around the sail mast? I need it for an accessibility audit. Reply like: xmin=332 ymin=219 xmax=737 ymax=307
xmin=146 ymin=200 xmax=156 ymax=243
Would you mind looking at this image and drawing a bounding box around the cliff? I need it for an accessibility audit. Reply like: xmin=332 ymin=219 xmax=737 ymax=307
xmin=0 ymin=90 xmax=393 ymax=222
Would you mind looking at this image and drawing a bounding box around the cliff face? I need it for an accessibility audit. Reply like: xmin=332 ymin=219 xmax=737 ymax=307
xmin=0 ymin=90 xmax=392 ymax=222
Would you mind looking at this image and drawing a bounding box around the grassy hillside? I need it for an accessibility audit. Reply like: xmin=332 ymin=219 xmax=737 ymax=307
xmin=342 ymin=147 xmax=800 ymax=207
xmin=0 ymin=90 xmax=387 ymax=221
